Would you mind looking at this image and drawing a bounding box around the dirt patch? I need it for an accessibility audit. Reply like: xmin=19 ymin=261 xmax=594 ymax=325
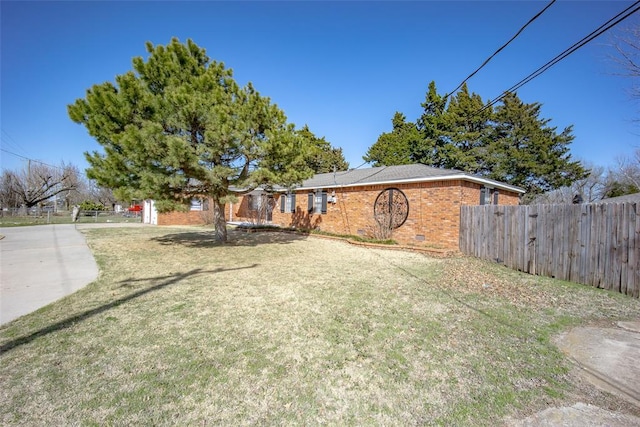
xmin=510 ymin=402 xmax=640 ymax=426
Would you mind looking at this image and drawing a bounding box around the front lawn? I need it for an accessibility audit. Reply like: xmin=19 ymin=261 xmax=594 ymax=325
xmin=1 ymin=226 xmax=638 ymax=425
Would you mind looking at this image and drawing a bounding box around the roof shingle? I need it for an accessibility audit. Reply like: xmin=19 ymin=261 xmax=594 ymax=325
xmin=596 ymin=192 xmax=640 ymax=204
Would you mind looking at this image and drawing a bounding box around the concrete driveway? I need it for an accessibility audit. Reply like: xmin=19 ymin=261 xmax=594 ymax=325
xmin=0 ymin=224 xmax=100 ymax=325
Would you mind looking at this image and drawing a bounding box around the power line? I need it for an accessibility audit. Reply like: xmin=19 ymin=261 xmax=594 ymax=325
xmin=480 ymin=0 xmax=640 ymax=112
xmin=352 ymin=160 xmax=369 ymax=169
xmin=0 ymin=148 xmax=66 ymax=171
xmin=1 ymin=129 xmax=31 ymax=159
xmin=444 ymin=0 xmax=557 ymax=98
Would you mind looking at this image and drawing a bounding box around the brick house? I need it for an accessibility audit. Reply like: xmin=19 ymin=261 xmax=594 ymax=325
xmin=144 ymin=164 xmax=523 ymax=249
xmin=229 ymin=164 xmax=524 ymax=249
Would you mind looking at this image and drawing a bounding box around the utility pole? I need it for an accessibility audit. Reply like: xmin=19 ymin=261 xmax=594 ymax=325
xmin=27 ymin=159 xmax=31 ymax=206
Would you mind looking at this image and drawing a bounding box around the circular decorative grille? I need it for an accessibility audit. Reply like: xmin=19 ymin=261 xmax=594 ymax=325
xmin=373 ymin=188 xmax=409 ymax=229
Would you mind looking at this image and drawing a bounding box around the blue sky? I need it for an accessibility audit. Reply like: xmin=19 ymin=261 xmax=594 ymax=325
xmin=1 ymin=1 xmax=639 ymax=176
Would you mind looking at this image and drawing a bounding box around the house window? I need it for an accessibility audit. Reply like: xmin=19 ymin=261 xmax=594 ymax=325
xmin=307 ymin=190 xmax=327 ymax=214
xmin=190 ymin=199 xmax=204 ymax=211
xmin=280 ymin=193 xmax=296 ymax=213
xmin=480 ymin=187 xmax=499 ymax=205
xmin=248 ymin=194 xmax=260 ymax=211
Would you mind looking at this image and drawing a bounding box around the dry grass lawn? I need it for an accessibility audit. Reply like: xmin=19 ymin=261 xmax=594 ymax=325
xmin=1 ymin=226 xmax=639 ymax=426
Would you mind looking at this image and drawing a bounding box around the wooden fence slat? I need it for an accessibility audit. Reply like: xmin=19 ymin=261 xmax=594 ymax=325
xmin=569 ymin=205 xmax=578 ymax=283
xmin=594 ymin=204 xmax=604 ymax=288
xmin=604 ymin=204 xmax=615 ymax=290
xmin=624 ymin=203 xmax=631 ymax=294
xmin=616 ymin=203 xmax=624 ymax=292
xmin=557 ymin=205 xmax=565 ymax=280
xmin=537 ymin=205 xmax=546 ymax=276
xmin=520 ymin=206 xmax=529 ymax=271
xmin=548 ymin=205 xmax=556 ymax=278
xmin=559 ymin=205 xmax=569 ymax=281
xmin=484 ymin=205 xmax=492 ymax=261
xmin=578 ymin=204 xmax=590 ymax=285
xmin=632 ymin=202 xmax=639 ymax=298
xmin=463 ymin=206 xmax=469 ymax=254
xmin=568 ymin=205 xmax=578 ymax=282
xmin=528 ymin=205 xmax=538 ymax=275
xmin=598 ymin=204 xmax=608 ymax=289
xmin=513 ymin=205 xmax=520 ymax=270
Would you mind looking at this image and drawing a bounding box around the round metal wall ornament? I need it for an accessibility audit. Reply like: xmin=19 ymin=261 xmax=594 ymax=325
xmin=373 ymin=187 xmax=409 ymax=229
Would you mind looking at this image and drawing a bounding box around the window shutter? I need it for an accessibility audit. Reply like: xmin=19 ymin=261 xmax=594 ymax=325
xmin=308 ymin=193 xmax=314 ymax=213
xmin=280 ymin=195 xmax=285 ymax=213
xmin=493 ymin=190 xmax=499 ymax=205
xmin=321 ymin=192 xmax=327 ymax=214
xmin=291 ymin=194 xmax=296 ymax=212
xmin=479 ymin=188 xmax=486 ymax=205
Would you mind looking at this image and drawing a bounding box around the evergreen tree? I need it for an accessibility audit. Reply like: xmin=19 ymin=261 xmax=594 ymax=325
xmin=297 ymin=125 xmax=349 ymax=173
xmin=363 ymin=112 xmax=421 ymax=166
xmin=603 ymin=179 xmax=639 ymax=198
xmin=486 ymin=92 xmax=587 ymax=196
xmin=69 ymin=38 xmax=311 ymax=242
xmin=412 ymin=81 xmax=448 ymax=167
xmin=435 ymin=83 xmax=492 ymax=172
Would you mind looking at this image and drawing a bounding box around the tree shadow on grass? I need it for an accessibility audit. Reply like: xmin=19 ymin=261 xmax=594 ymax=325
xmin=0 ymin=264 xmax=258 ymax=354
xmin=151 ymin=227 xmax=309 ymax=248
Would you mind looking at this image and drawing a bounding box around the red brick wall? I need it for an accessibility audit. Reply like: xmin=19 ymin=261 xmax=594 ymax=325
xmin=158 ymin=210 xmax=210 ymax=226
xmin=230 ymin=181 xmax=520 ymax=249
xmin=156 ymin=196 xmax=264 ymax=226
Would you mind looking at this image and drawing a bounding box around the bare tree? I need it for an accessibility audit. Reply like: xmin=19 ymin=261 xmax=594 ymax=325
xmin=603 ymin=148 xmax=640 ymax=197
xmin=60 ymin=165 xmax=86 ymax=209
xmin=0 ymin=172 xmax=21 ymax=210
xmin=369 ymin=210 xmax=394 ymax=240
xmin=601 ymin=23 xmax=640 ymax=198
xmin=530 ymin=164 xmax=608 ymax=204
xmin=86 ymin=179 xmax=117 ymax=209
xmin=247 ymin=194 xmax=275 ymax=225
xmin=611 ymin=20 xmax=640 ymax=103
xmin=615 ymin=148 xmax=640 ymax=190
xmin=576 ymin=165 xmax=609 ymax=202
xmin=1 ymin=162 xmax=79 ymax=212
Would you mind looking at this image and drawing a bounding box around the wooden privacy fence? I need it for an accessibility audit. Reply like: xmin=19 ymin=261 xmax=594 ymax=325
xmin=459 ymin=203 xmax=639 ymax=298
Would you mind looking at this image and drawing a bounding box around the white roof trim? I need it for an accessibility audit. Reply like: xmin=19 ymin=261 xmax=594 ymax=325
xmin=287 ymin=174 xmax=525 ymax=194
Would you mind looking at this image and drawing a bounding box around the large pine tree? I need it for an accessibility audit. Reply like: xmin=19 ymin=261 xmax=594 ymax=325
xmin=412 ymin=81 xmax=448 ymax=167
xmin=487 ymin=92 xmax=586 ymax=196
xmin=363 ymin=112 xmax=419 ymax=166
xmin=297 ymin=125 xmax=349 ymax=173
xmin=69 ymin=38 xmax=312 ymax=242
